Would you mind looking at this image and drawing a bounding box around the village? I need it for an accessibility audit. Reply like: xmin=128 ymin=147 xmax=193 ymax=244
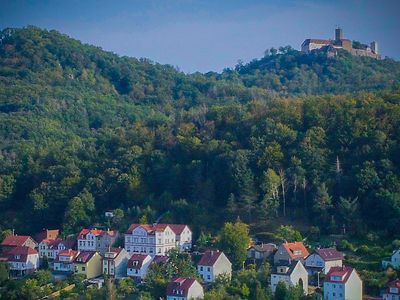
xmin=0 ymin=220 xmax=399 ymax=300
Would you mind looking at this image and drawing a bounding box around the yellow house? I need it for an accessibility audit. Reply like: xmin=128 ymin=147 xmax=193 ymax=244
xmin=73 ymin=251 xmax=102 ymax=279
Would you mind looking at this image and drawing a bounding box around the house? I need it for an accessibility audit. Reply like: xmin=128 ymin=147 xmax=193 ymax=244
xmin=35 ymin=229 xmax=59 ymax=244
xmin=102 ymin=247 xmax=130 ymax=279
xmin=305 ymin=247 xmax=344 ymax=274
xmin=125 ymin=224 xmax=177 ymax=256
xmin=1 ymin=234 xmax=37 ymax=252
xmin=166 ymin=277 xmax=204 ymax=300
xmin=77 ymin=229 xmax=118 ymax=254
xmin=274 ymin=241 xmax=309 ymax=265
xmin=271 ymin=260 xmax=308 ymax=294
xmin=382 ymin=250 xmax=400 ymax=269
xmin=1 ymin=246 xmax=39 ymax=277
xmin=324 ymin=266 xmax=362 ymax=300
xmin=248 ymin=243 xmax=277 ymax=260
xmin=53 ymin=249 xmax=79 ymax=273
xmin=38 ymin=238 xmax=76 ymax=262
xmin=198 ymin=250 xmax=232 ymax=283
xmin=127 ymin=254 xmax=153 ymax=281
xmin=73 ymin=251 xmax=102 ymax=279
xmin=169 ymin=225 xmax=193 ymax=251
xmin=383 ymin=279 xmax=400 ymax=300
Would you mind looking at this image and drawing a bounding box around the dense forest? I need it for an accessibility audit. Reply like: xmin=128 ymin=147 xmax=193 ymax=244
xmin=1 ymin=26 xmax=400 ymax=240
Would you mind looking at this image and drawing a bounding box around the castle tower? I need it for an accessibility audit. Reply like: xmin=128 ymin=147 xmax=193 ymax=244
xmin=335 ymin=27 xmax=343 ymax=41
xmin=371 ymin=41 xmax=378 ymax=54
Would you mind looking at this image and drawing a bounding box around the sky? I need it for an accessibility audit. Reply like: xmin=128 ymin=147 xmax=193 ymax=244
xmin=1 ymin=0 xmax=399 ymax=73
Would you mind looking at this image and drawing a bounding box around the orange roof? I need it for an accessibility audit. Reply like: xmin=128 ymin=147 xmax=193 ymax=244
xmin=78 ymin=229 xmax=104 ymax=239
xmin=282 ymin=241 xmax=309 ymax=259
xmin=59 ymin=249 xmax=79 ymax=257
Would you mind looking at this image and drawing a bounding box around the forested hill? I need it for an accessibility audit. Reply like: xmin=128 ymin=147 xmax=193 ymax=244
xmin=1 ymin=26 xmax=400 ymax=239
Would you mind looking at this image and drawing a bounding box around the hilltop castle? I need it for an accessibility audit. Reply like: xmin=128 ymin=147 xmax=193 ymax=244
xmin=301 ymin=28 xmax=380 ymax=59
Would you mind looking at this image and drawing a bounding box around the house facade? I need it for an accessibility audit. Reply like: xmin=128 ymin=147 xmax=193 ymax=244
xmin=382 ymin=250 xmax=400 ymax=269
xmin=198 ymin=250 xmax=232 ymax=283
xmin=38 ymin=238 xmax=75 ymax=262
xmin=247 ymin=243 xmax=277 ymax=260
xmin=383 ymin=279 xmax=400 ymax=300
xmin=169 ymin=225 xmax=193 ymax=252
xmin=74 ymin=251 xmax=102 ymax=279
xmin=127 ymin=254 xmax=153 ymax=280
xmin=324 ymin=266 xmax=362 ymax=300
xmin=77 ymin=229 xmax=118 ymax=254
xmin=102 ymin=247 xmax=130 ymax=279
xmin=271 ymin=260 xmax=308 ymax=294
xmin=305 ymin=247 xmax=344 ymax=274
xmin=53 ymin=249 xmax=79 ymax=273
xmin=274 ymin=241 xmax=309 ymax=265
xmin=2 ymin=246 xmax=39 ymax=277
xmin=166 ymin=277 xmax=204 ymax=300
xmin=125 ymin=224 xmax=177 ymax=256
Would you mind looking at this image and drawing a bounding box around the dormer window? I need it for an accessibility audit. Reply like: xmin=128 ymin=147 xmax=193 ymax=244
xmin=331 ymin=276 xmax=343 ymax=281
xmin=293 ymin=250 xmax=302 ymax=255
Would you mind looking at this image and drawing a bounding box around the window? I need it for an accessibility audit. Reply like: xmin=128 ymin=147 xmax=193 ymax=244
xmin=82 ymin=267 xmax=86 ymax=271
xmin=207 ymin=267 xmax=211 ymax=272
xmin=200 ymin=266 xmax=203 ymax=271
xmin=207 ymin=275 xmax=210 ymax=280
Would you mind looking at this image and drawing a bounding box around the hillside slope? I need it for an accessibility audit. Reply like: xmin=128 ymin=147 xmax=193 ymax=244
xmin=0 ymin=27 xmax=399 ymax=238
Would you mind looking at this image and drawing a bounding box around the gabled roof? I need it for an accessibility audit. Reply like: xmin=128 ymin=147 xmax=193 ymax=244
xmin=315 ymin=248 xmax=344 ymax=261
xmin=282 ymin=241 xmax=309 ymax=259
xmin=198 ymin=250 xmax=224 ymax=267
xmin=166 ymin=277 xmax=198 ymax=297
xmin=78 ymin=229 xmax=104 ymax=239
xmin=74 ymin=251 xmax=97 ymax=264
xmin=103 ymin=247 xmax=124 ymax=260
xmin=273 ymin=260 xmax=303 ymax=276
xmin=126 ymin=224 xmax=170 ymax=234
xmin=152 ymin=255 xmax=169 ymax=264
xmin=249 ymin=243 xmax=277 ymax=253
xmin=128 ymin=254 xmax=150 ymax=269
xmin=1 ymin=235 xmax=36 ymax=247
xmin=168 ymin=224 xmax=190 ymax=235
xmin=55 ymin=249 xmax=79 ymax=262
xmin=325 ymin=266 xmax=355 ymax=284
xmin=302 ymin=38 xmax=331 ymax=45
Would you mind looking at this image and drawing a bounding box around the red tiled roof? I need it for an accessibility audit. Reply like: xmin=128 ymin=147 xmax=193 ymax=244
xmin=78 ymin=229 xmax=104 ymax=239
xmin=126 ymin=224 xmax=169 ymax=234
xmin=152 ymin=255 xmax=169 ymax=264
xmin=325 ymin=266 xmax=354 ymax=284
xmin=315 ymin=248 xmax=344 ymax=261
xmin=74 ymin=251 xmax=97 ymax=264
xmin=128 ymin=254 xmax=150 ymax=269
xmin=168 ymin=224 xmax=190 ymax=235
xmin=59 ymin=249 xmax=79 ymax=257
xmin=198 ymin=250 xmax=223 ymax=266
xmin=2 ymin=246 xmax=38 ymax=262
xmin=1 ymin=235 xmax=35 ymax=247
xmin=166 ymin=277 xmax=198 ymax=297
xmin=282 ymin=242 xmax=309 ymax=259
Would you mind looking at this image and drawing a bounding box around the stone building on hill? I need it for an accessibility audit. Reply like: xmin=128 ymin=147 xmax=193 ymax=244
xmin=301 ymin=28 xmax=380 ymax=59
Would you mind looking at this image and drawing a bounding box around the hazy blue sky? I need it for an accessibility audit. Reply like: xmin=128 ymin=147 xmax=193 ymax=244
xmin=1 ymin=0 xmax=399 ymax=72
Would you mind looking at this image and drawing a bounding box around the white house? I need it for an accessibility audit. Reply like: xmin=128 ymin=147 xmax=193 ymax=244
xmin=77 ymin=229 xmax=118 ymax=254
xmin=324 ymin=266 xmax=362 ymax=300
xmin=305 ymin=247 xmax=344 ymax=274
xmin=53 ymin=249 xmax=79 ymax=273
xmin=166 ymin=277 xmax=204 ymax=300
xmin=169 ymin=225 xmax=192 ymax=251
xmin=2 ymin=246 xmax=39 ymax=277
xmin=383 ymin=279 xmax=400 ymax=300
xmin=125 ymin=224 xmax=177 ymax=256
xmin=271 ymin=260 xmax=308 ymax=294
xmin=102 ymin=247 xmax=130 ymax=279
xmin=382 ymin=249 xmax=400 ymax=269
xmin=127 ymin=254 xmax=153 ymax=280
xmin=247 ymin=243 xmax=277 ymax=260
xmin=198 ymin=250 xmax=232 ymax=283
xmin=38 ymin=238 xmax=75 ymax=262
